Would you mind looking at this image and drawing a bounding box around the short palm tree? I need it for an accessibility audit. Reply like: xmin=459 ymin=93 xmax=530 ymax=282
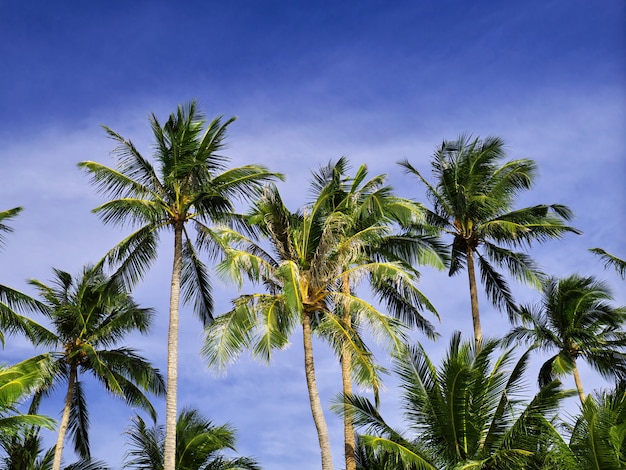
xmin=21 ymin=265 xmax=165 ymax=470
xmin=341 ymin=332 xmax=572 ymax=469
xmin=400 ymin=135 xmax=580 ymax=347
xmin=311 ymin=157 xmax=445 ymax=470
xmin=78 ymin=102 xmax=281 ymax=470
xmin=123 ymin=407 xmax=260 ymax=470
xmin=506 ymin=274 xmax=626 ymax=403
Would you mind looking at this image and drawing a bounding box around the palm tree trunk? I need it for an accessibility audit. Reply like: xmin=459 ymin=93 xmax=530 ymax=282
xmin=163 ymin=223 xmax=183 ymax=470
xmin=302 ymin=311 xmax=334 ymax=470
xmin=572 ymin=361 xmax=586 ymax=403
xmin=466 ymin=246 xmax=483 ymax=349
xmin=341 ymin=274 xmax=356 ymax=470
xmin=52 ymin=365 xmax=77 ymax=470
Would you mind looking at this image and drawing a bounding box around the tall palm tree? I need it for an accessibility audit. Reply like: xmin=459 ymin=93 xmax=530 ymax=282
xmin=21 ymin=265 xmax=165 ymax=470
xmin=311 ymin=158 xmax=445 ymax=470
xmin=400 ymin=135 xmax=580 ymax=347
xmin=506 ymin=274 xmax=626 ymax=403
xmin=341 ymin=332 xmax=572 ymax=469
xmin=78 ymin=101 xmax=281 ymax=470
xmin=123 ymin=407 xmax=260 ymax=470
xmin=0 ymin=207 xmax=22 ymax=250
xmin=203 ymin=177 xmax=432 ymax=470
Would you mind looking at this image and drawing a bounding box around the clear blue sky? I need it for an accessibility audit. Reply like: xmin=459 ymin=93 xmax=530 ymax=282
xmin=1 ymin=1 xmax=624 ymax=468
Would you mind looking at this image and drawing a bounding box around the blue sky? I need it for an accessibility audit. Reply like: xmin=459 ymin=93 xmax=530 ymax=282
xmin=1 ymin=0 xmax=625 ymax=468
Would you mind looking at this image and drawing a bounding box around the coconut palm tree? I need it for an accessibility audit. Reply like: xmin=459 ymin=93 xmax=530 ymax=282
xmin=203 ymin=176 xmax=432 ymax=470
xmin=123 ymin=407 xmax=259 ymax=470
xmin=340 ymin=332 xmax=572 ymax=469
xmin=506 ymin=274 xmax=626 ymax=403
xmin=20 ymin=265 xmax=165 ymax=470
xmin=399 ymin=135 xmax=580 ymax=347
xmin=78 ymin=102 xmax=281 ymax=470
xmin=310 ymin=157 xmax=445 ymax=470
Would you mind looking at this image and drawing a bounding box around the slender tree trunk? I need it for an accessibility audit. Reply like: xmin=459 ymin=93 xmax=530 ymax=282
xmin=572 ymin=361 xmax=586 ymax=403
xmin=466 ymin=246 xmax=482 ymax=350
xmin=302 ymin=312 xmax=334 ymax=470
xmin=163 ymin=223 xmax=183 ymax=470
xmin=341 ymin=274 xmax=356 ymax=470
xmin=52 ymin=365 xmax=77 ymax=470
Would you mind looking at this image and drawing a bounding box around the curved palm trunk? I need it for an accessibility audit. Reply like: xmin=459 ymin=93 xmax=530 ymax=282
xmin=302 ymin=312 xmax=334 ymax=470
xmin=466 ymin=246 xmax=483 ymax=350
xmin=164 ymin=223 xmax=183 ymax=470
xmin=572 ymin=361 xmax=586 ymax=403
xmin=341 ymin=275 xmax=356 ymax=470
xmin=52 ymin=364 xmax=77 ymax=470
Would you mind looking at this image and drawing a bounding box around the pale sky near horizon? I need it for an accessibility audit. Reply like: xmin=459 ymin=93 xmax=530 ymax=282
xmin=1 ymin=1 xmax=625 ymax=468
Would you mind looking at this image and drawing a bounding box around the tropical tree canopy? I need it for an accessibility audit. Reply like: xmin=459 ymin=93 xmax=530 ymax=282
xmin=400 ymin=135 xmax=580 ymax=345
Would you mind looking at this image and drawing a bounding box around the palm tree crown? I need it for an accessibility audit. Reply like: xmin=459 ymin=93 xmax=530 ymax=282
xmin=25 ymin=265 xmax=165 ymax=470
xmin=400 ymin=135 xmax=580 ymax=346
xmin=506 ymin=274 xmax=626 ymax=402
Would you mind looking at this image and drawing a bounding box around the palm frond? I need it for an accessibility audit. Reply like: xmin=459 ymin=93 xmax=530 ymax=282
xmin=590 ymin=247 xmax=626 ymax=280
xmin=181 ymin=237 xmax=213 ymax=325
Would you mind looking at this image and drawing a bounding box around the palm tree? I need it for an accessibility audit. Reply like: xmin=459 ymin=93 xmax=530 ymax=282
xmin=341 ymin=332 xmax=572 ymax=469
xmin=123 ymin=407 xmax=260 ymax=470
xmin=310 ymin=158 xmax=445 ymax=470
xmin=0 ymin=206 xmax=22 ymax=250
xmin=506 ymin=274 xmax=626 ymax=403
xmin=400 ymin=135 xmax=580 ymax=347
xmin=21 ymin=265 xmax=165 ymax=470
xmin=78 ymin=102 xmax=281 ymax=470
xmin=0 ymin=356 xmax=55 ymax=436
xmin=204 ymin=175 xmax=434 ymax=470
